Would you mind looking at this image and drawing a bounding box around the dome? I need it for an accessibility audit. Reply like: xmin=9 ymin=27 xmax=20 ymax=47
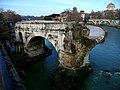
xmin=107 ymin=3 xmax=115 ymax=10
xmin=107 ymin=3 xmax=115 ymax=8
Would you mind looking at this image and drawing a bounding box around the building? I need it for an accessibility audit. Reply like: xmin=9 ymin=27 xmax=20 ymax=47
xmin=60 ymin=7 xmax=85 ymax=22
xmin=107 ymin=3 xmax=115 ymax=11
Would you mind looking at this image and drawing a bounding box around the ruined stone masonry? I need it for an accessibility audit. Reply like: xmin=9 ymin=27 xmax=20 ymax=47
xmin=59 ymin=22 xmax=93 ymax=68
xmin=15 ymin=20 xmax=93 ymax=68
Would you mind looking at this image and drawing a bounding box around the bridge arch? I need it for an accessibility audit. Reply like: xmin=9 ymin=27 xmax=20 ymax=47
xmin=96 ymin=20 xmax=100 ymax=24
xmin=25 ymin=36 xmax=46 ymax=57
xmin=27 ymin=36 xmax=44 ymax=50
xmin=15 ymin=30 xmax=25 ymax=42
xmin=89 ymin=19 xmax=111 ymax=25
xmin=27 ymin=36 xmax=44 ymax=46
xmin=25 ymin=36 xmax=58 ymax=57
xmin=100 ymin=20 xmax=111 ymax=25
xmin=26 ymin=35 xmax=45 ymax=47
xmin=18 ymin=32 xmax=23 ymax=42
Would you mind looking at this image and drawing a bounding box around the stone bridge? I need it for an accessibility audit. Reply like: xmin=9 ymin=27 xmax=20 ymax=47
xmin=15 ymin=20 xmax=68 ymax=56
xmin=15 ymin=20 xmax=90 ymax=68
xmin=88 ymin=19 xmax=114 ymax=25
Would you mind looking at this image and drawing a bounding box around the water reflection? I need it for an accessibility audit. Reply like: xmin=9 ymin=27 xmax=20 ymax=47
xmin=24 ymin=39 xmax=59 ymax=90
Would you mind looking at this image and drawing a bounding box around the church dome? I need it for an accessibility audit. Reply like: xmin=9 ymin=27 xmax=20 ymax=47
xmin=107 ymin=3 xmax=115 ymax=10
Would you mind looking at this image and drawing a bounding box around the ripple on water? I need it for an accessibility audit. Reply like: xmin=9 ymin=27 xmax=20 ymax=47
xmin=81 ymin=26 xmax=120 ymax=90
xmin=81 ymin=70 xmax=120 ymax=90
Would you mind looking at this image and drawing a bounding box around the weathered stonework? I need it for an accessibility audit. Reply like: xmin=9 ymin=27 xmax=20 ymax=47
xmin=59 ymin=22 xmax=92 ymax=68
xmin=60 ymin=53 xmax=76 ymax=67
xmin=15 ymin=20 xmax=93 ymax=68
xmin=51 ymin=24 xmax=96 ymax=90
xmin=15 ymin=20 xmax=97 ymax=90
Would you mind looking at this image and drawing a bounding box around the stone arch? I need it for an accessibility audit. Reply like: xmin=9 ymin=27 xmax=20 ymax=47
xmin=26 ymin=36 xmax=45 ymax=56
xmin=46 ymin=33 xmax=53 ymax=39
xmin=100 ymin=20 xmax=111 ymax=25
xmin=15 ymin=30 xmax=24 ymax=42
xmin=25 ymin=36 xmax=57 ymax=57
xmin=27 ymin=36 xmax=44 ymax=47
xmin=26 ymin=36 xmax=45 ymax=48
xmin=18 ymin=32 xmax=23 ymax=42
xmin=96 ymin=20 xmax=99 ymax=24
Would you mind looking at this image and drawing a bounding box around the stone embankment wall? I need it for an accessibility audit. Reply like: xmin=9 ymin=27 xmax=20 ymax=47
xmin=87 ymin=25 xmax=105 ymax=43
xmin=0 ymin=42 xmax=25 ymax=90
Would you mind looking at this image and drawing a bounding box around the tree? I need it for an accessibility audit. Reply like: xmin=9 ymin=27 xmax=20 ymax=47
xmin=0 ymin=8 xmax=4 ymax=21
xmin=116 ymin=9 xmax=120 ymax=24
xmin=85 ymin=13 xmax=90 ymax=21
xmin=116 ymin=9 xmax=120 ymax=19
xmin=0 ymin=13 xmax=4 ymax=21
xmin=90 ymin=11 xmax=104 ymax=19
xmin=0 ymin=9 xmax=22 ymax=22
xmin=44 ymin=15 xmax=52 ymax=20
xmin=44 ymin=14 xmax=60 ymax=20
xmin=0 ymin=23 xmax=13 ymax=42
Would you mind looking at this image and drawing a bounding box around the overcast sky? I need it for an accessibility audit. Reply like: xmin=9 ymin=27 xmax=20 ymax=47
xmin=0 ymin=0 xmax=120 ymax=16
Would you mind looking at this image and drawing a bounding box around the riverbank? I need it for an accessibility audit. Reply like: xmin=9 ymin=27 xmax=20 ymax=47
xmin=87 ymin=25 xmax=106 ymax=43
xmin=114 ymin=25 xmax=120 ymax=29
xmin=0 ymin=41 xmax=25 ymax=90
xmin=104 ymin=24 xmax=120 ymax=30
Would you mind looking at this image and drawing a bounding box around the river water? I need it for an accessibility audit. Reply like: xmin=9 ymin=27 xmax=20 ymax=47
xmin=24 ymin=26 xmax=120 ymax=90
xmin=81 ymin=26 xmax=120 ymax=90
xmin=24 ymin=40 xmax=59 ymax=90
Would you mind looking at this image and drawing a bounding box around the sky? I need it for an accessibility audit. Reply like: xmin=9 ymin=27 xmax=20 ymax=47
xmin=0 ymin=0 xmax=120 ymax=16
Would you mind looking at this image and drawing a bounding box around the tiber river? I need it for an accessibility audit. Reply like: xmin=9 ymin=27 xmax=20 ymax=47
xmin=24 ymin=25 xmax=120 ymax=90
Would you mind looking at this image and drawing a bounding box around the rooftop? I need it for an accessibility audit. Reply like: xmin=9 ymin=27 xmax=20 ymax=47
xmin=107 ymin=3 xmax=115 ymax=8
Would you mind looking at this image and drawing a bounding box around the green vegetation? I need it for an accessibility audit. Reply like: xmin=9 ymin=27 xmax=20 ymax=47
xmin=75 ymin=36 xmax=96 ymax=49
xmin=0 ymin=9 xmax=22 ymax=22
xmin=0 ymin=22 xmax=15 ymax=42
xmin=44 ymin=14 xmax=60 ymax=20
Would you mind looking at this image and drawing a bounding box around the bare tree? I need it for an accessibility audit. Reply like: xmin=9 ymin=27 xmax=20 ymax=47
xmin=0 ymin=9 xmax=22 ymax=22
